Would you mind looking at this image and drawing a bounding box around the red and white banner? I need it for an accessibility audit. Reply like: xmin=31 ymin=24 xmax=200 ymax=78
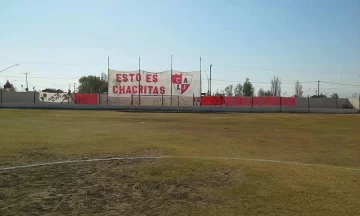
xmin=108 ymin=70 xmax=200 ymax=97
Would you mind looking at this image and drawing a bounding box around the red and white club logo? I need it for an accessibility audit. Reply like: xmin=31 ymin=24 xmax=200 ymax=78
xmin=172 ymin=73 xmax=193 ymax=94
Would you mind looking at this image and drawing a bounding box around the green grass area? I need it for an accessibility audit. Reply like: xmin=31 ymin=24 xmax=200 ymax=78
xmin=0 ymin=109 xmax=359 ymax=215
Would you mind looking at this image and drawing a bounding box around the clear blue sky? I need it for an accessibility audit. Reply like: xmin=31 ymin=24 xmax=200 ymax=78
xmin=1 ymin=0 xmax=359 ymax=97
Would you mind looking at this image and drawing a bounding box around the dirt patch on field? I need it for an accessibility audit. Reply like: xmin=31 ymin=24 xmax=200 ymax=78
xmin=0 ymin=159 xmax=243 ymax=216
xmin=1 ymin=147 xmax=59 ymax=166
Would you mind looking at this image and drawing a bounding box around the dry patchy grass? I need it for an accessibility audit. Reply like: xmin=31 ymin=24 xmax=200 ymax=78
xmin=0 ymin=109 xmax=359 ymax=215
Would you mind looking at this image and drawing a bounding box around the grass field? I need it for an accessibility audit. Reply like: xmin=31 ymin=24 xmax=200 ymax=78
xmin=0 ymin=109 xmax=359 ymax=215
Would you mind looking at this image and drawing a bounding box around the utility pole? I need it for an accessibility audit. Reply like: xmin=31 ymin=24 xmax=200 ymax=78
xmin=23 ymin=73 xmax=29 ymax=92
xmin=318 ymin=80 xmax=320 ymax=97
xmin=210 ymin=64 xmax=212 ymax=95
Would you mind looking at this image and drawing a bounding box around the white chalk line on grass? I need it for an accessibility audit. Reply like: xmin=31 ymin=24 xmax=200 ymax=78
xmin=0 ymin=156 xmax=161 ymax=171
xmin=0 ymin=155 xmax=359 ymax=172
xmin=161 ymin=156 xmax=360 ymax=172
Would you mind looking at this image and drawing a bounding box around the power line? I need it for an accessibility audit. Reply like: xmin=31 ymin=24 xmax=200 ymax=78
xmin=210 ymin=78 xmax=360 ymax=87
xmin=211 ymin=78 xmax=318 ymax=84
xmin=0 ymin=75 xmax=80 ymax=80
xmin=320 ymin=81 xmax=360 ymax=87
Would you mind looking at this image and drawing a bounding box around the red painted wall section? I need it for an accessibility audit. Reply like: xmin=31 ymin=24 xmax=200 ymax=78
xmin=225 ymin=97 xmax=252 ymax=106
xmin=202 ymin=96 xmax=296 ymax=106
xmin=74 ymin=93 xmax=98 ymax=105
xmin=201 ymin=96 xmax=225 ymax=106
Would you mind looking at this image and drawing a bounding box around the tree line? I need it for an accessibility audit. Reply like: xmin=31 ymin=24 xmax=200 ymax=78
xmin=214 ymin=77 xmax=339 ymax=99
xmin=214 ymin=76 xmax=284 ymax=97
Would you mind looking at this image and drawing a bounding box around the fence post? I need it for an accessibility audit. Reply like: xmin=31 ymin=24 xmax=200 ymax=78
xmin=138 ymin=94 xmax=141 ymax=106
xmin=193 ymin=93 xmax=195 ymax=107
xmin=0 ymin=90 xmax=2 ymax=104
xmin=177 ymin=95 xmax=180 ymax=110
xmin=98 ymin=92 xmax=101 ymax=105
xmin=131 ymin=94 xmax=133 ymax=108
xmin=33 ymin=91 xmax=36 ymax=104
xmin=336 ymin=96 xmax=338 ymax=109
xmin=252 ymin=96 xmax=254 ymax=108
xmin=161 ymin=94 xmax=164 ymax=107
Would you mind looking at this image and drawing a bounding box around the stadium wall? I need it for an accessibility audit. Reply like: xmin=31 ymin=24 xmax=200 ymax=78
xmin=0 ymin=103 xmax=358 ymax=114
xmin=295 ymin=98 xmax=353 ymax=109
xmin=0 ymin=91 xmax=358 ymax=111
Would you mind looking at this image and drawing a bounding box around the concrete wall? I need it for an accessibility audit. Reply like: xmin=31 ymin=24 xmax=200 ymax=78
xmin=0 ymin=91 xmax=357 ymax=110
xmin=295 ymin=98 xmax=353 ymax=109
xmin=0 ymin=91 xmax=75 ymax=104
xmin=1 ymin=91 xmax=39 ymax=104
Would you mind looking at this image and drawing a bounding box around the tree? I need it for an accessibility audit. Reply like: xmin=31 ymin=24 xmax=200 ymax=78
xmin=294 ymin=80 xmax=303 ymax=98
xmin=234 ymin=84 xmax=243 ymax=96
xmin=42 ymin=88 xmax=64 ymax=93
xmin=330 ymin=93 xmax=339 ymax=99
xmin=78 ymin=75 xmax=108 ymax=93
xmin=257 ymin=88 xmax=272 ymax=96
xmin=101 ymin=72 xmax=108 ymax=82
xmin=214 ymin=89 xmax=225 ymax=96
xmin=311 ymin=93 xmax=327 ymax=98
xmin=270 ymin=76 xmax=282 ymax=96
xmin=224 ymin=85 xmax=233 ymax=96
xmin=242 ymin=78 xmax=255 ymax=96
xmin=3 ymin=80 xmax=16 ymax=92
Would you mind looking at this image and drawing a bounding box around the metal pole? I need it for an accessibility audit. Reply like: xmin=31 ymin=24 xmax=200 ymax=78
xmin=318 ymin=80 xmax=320 ymax=97
xmin=0 ymin=90 xmax=2 ymax=104
xmin=171 ymin=55 xmax=173 ymax=106
xmin=252 ymin=96 xmax=254 ymax=109
xmin=107 ymin=56 xmax=109 ymax=105
xmin=131 ymin=94 xmax=133 ymax=110
xmin=200 ymin=57 xmax=202 ymax=96
xmin=193 ymin=93 xmax=195 ymax=107
xmin=23 ymin=73 xmax=29 ymax=92
xmin=210 ymin=64 xmax=212 ymax=95
xmin=106 ymin=55 xmax=109 ymax=105
xmin=138 ymin=57 xmax=141 ymax=106
xmin=336 ymin=95 xmax=337 ymax=109
xmin=33 ymin=91 xmax=35 ymax=104
xmin=98 ymin=91 xmax=101 ymax=105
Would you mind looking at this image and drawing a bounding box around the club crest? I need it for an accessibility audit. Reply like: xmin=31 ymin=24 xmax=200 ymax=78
xmin=172 ymin=73 xmax=193 ymax=94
